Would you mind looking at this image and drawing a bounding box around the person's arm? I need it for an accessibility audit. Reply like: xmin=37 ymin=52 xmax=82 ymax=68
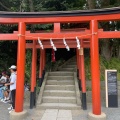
xmin=5 ymin=75 xmax=16 ymax=86
xmin=5 ymin=82 xmax=14 ymax=86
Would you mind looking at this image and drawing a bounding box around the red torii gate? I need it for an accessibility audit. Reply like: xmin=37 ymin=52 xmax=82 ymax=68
xmin=0 ymin=7 xmax=120 ymax=120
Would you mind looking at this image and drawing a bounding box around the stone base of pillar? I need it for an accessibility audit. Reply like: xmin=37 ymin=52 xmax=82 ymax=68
xmin=88 ymin=112 xmax=106 ymax=120
xmin=82 ymin=92 xmax=87 ymax=110
xmin=10 ymin=110 xmax=27 ymax=120
xmin=34 ymin=87 xmax=36 ymax=107
xmin=39 ymin=78 xmax=43 ymax=87
xmin=30 ymin=92 xmax=34 ymax=109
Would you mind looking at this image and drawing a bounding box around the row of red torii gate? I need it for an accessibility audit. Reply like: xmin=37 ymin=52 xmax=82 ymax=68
xmin=0 ymin=7 xmax=120 ymax=119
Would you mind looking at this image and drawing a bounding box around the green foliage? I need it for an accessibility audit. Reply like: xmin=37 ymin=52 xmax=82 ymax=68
xmin=86 ymin=86 xmax=91 ymax=91
xmin=35 ymin=0 xmax=86 ymax=11
xmin=100 ymin=56 xmax=120 ymax=80
xmin=85 ymin=57 xmax=91 ymax=80
xmin=85 ymin=56 xmax=120 ymax=81
xmin=0 ymin=41 xmax=17 ymax=73
xmin=25 ymin=49 xmax=32 ymax=85
xmin=33 ymin=24 xmax=53 ymax=31
xmin=0 ymin=0 xmax=87 ymax=12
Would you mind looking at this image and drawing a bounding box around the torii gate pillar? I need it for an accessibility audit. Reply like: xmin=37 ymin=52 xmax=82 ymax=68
xmin=39 ymin=49 xmax=44 ymax=87
xmin=42 ymin=49 xmax=46 ymax=78
xmin=10 ymin=22 xmax=27 ymax=120
xmin=88 ymin=20 xmax=106 ymax=120
xmin=80 ymin=40 xmax=87 ymax=110
xmin=30 ymin=40 xmax=37 ymax=109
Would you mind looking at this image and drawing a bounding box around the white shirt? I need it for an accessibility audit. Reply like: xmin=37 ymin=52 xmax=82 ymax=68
xmin=0 ymin=76 xmax=7 ymax=82
xmin=10 ymin=72 xmax=16 ymax=90
xmin=0 ymin=76 xmax=7 ymax=87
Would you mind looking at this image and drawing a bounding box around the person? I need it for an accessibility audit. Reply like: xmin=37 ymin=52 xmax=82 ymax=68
xmin=0 ymin=74 xmax=2 ymax=79
xmin=5 ymin=65 xmax=17 ymax=113
xmin=0 ymin=72 xmax=7 ymax=101
xmin=2 ymin=73 xmax=11 ymax=103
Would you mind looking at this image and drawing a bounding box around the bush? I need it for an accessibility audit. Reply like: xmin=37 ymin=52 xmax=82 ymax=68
xmin=85 ymin=56 xmax=120 ymax=81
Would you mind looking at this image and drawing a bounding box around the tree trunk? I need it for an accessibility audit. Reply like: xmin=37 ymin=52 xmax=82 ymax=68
xmin=28 ymin=0 xmax=34 ymax=12
xmin=20 ymin=0 xmax=26 ymax=12
xmin=101 ymin=0 xmax=110 ymax=7
xmin=100 ymin=21 xmax=113 ymax=60
xmin=87 ymin=0 xmax=95 ymax=9
xmin=28 ymin=0 xmax=35 ymax=32
xmin=101 ymin=39 xmax=111 ymax=61
xmin=100 ymin=0 xmax=112 ymax=61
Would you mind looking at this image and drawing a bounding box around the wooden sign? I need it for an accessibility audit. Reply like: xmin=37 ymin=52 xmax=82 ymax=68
xmin=79 ymin=48 xmax=83 ymax=55
xmin=105 ymin=70 xmax=118 ymax=108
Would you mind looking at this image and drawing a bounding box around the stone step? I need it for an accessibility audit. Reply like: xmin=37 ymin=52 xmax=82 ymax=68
xmin=45 ymin=85 xmax=75 ymax=91
xmin=63 ymin=65 xmax=76 ymax=68
xmin=69 ymin=59 xmax=76 ymax=62
xmin=70 ymin=60 xmax=76 ymax=62
xmin=43 ymin=90 xmax=76 ymax=97
xmin=42 ymin=96 xmax=77 ymax=104
xmin=37 ymin=103 xmax=80 ymax=110
xmin=48 ymin=72 xmax=73 ymax=76
xmin=47 ymin=76 xmax=73 ymax=80
xmin=36 ymin=56 xmax=81 ymax=110
xmin=118 ymin=85 xmax=120 ymax=90
xmin=46 ymin=80 xmax=74 ymax=85
xmin=59 ymin=68 xmax=74 ymax=71
xmin=67 ymin=62 xmax=76 ymax=65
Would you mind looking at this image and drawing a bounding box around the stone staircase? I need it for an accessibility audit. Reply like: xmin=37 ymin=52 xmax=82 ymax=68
xmin=37 ymin=57 xmax=81 ymax=110
xmin=58 ymin=57 xmax=77 ymax=72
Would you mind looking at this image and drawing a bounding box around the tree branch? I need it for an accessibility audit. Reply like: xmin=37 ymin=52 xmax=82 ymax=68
xmin=87 ymin=0 xmax=95 ymax=9
xmin=0 ymin=1 xmax=10 ymax=11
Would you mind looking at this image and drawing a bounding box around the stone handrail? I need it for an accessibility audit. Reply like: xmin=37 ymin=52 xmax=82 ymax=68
xmin=74 ymin=72 xmax=81 ymax=106
xmin=37 ymin=72 xmax=48 ymax=104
